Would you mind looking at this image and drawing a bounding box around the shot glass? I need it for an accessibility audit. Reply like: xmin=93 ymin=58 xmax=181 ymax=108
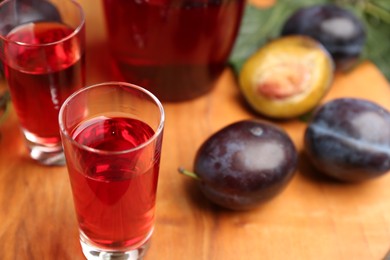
xmin=59 ymin=82 xmax=165 ymax=260
xmin=0 ymin=0 xmax=85 ymax=165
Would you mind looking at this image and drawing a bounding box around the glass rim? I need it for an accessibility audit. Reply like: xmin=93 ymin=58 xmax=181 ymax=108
xmin=58 ymin=81 xmax=165 ymax=156
xmin=0 ymin=0 xmax=85 ymax=47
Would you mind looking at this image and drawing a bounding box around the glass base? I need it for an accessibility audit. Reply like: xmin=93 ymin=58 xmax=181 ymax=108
xmin=80 ymin=236 xmax=151 ymax=260
xmin=23 ymin=129 xmax=65 ymax=166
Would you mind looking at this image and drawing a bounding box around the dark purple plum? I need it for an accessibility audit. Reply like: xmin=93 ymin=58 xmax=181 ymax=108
xmin=0 ymin=0 xmax=62 ymax=35
xmin=281 ymin=4 xmax=366 ymax=71
xmin=304 ymin=98 xmax=390 ymax=182
xmin=181 ymin=119 xmax=298 ymax=210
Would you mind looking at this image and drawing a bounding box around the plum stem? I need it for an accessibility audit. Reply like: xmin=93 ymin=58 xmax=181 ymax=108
xmin=178 ymin=167 xmax=201 ymax=181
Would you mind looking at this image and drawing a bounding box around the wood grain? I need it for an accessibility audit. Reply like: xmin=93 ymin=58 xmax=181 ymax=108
xmin=0 ymin=1 xmax=390 ymax=259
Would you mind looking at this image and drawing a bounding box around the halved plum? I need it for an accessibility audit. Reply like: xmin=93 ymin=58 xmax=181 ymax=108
xmin=239 ymin=35 xmax=334 ymax=119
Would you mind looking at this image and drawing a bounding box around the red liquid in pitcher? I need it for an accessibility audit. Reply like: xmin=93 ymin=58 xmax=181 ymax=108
xmin=67 ymin=117 xmax=160 ymax=249
xmin=3 ymin=22 xmax=85 ymax=143
xmin=103 ymin=0 xmax=245 ymax=101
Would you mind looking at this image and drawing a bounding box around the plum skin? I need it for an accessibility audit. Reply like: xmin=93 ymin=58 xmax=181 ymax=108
xmin=194 ymin=120 xmax=297 ymax=210
xmin=281 ymin=4 xmax=366 ymax=71
xmin=304 ymin=98 xmax=390 ymax=182
xmin=0 ymin=0 xmax=62 ymax=28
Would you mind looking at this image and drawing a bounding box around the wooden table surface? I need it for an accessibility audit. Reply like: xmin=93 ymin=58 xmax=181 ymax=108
xmin=1 ymin=1 xmax=390 ymax=259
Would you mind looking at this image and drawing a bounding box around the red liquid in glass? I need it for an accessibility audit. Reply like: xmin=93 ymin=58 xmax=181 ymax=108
xmin=67 ymin=116 xmax=160 ymax=249
xmin=103 ymin=0 xmax=245 ymax=101
xmin=3 ymin=22 xmax=85 ymax=143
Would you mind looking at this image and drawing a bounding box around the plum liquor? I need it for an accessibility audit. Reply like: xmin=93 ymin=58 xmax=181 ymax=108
xmin=67 ymin=116 xmax=160 ymax=249
xmin=3 ymin=21 xmax=85 ymax=144
xmin=103 ymin=0 xmax=245 ymax=101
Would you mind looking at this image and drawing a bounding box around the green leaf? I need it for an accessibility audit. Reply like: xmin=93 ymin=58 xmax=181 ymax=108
xmin=228 ymin=4 xmax=281 ymax=74
xmin=363 ymin=24 xmax=390 ymax=80
xmin=335 ymin=0 xmax=390 ymax=80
